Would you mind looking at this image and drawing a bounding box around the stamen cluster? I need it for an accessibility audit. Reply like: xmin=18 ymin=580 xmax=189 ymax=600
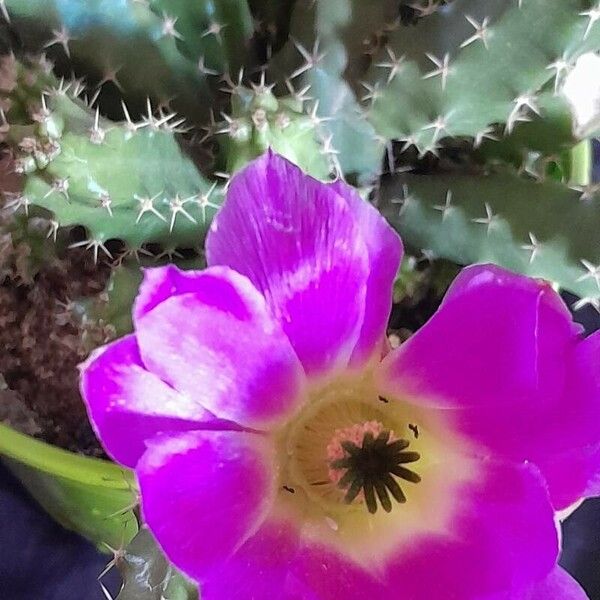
xmin=330 ymin=429 xmax=421 ymax=514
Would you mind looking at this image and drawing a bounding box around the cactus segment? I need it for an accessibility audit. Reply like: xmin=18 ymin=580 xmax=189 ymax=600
xmin=77 ymin=260 xmax=143 ymax=341
xmin=6 ymin=63 xmax=222 ymax=253
xmin=4 ymin=0 xmax=253 ymax=123
xmin=5 ymin=0 xmax=212 ymax=114
xmin=148 ymin=0 xmax=254 ymax=75
xmin=366 ymin=0 xmax=600 ymax=156
xmin=115 ymin=527 xmax=198 ymax=600
xmin=268 ymin=0 xmax=401 ymax=183
xmin=218 ymin=85 xmax=333 ymax=179
xmin=378 ymin=169 xmax=600 ymax=306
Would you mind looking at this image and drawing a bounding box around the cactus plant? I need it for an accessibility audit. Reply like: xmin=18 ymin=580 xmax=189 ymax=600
xmin=267 ymin=0 xmax=399 ymax=183
xmin=2 ymin=2 xmax=600 ymax=592
xmin=217 ymin=81 xmax=333 ymax=178
xmin=3 ymin=0 xmax=254 ymax=122
xmin=364 ymin=0 xmax=600 ymax=157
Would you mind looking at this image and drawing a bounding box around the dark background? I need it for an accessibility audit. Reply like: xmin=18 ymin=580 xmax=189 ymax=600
xmin=1 ymin=149 xmax=600 ymax=600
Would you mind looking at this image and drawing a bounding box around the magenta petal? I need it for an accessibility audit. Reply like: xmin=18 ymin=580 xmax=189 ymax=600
xmin=329 ymin=180 xmax=403 ymax=366
xmin=385 ymin=460 xmax=558 ymax=598
xmin=492 ymin=330 xmax=600 ymax=509
xmin=379 ymin=264 xmax=580 ymax=408
xmin=433 ymin=314 xmax=600 ymax=509
xmin=378 ymin=265 xmax=600 ymax=508
xmin=461 ymin=332 xmax=600 ymax=509
xmin=206 ymin=152 xmax=370 ymax=375
xmin=532 ymin=443 xmax=600 ymax=509
xmin=80 ymin=335 xmax=218 ymax=467
xmin=135 ymin=266 xmax=305 ymax=429
xmin=201 ymin=518 xmax=302 ymax=600
xmin=201 ymin=517 xmax=385 ymax=600
xmin=541 ymin=330 xmax=600 ymax=505
xmin=202 ymin=461 xmax=556 ymax=599
xmin=290 ymin=542 xmax=386 ymax=600
xmin=138 ymin=430 xmax=276 ymax=582
xmin=483 ymin=568 xmax=588 ymax=600
xmin=584 ymin=447 xmax=600 ymax=499
xmin=523 ymin=567 xmax=589 ymax=599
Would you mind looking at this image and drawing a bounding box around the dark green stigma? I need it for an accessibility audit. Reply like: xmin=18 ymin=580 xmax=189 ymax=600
xmin=330 ymin=430 xmax=421 ymax=514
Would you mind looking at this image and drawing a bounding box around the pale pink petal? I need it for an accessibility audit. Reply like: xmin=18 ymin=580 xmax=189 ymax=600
xmin=329 ymin=180 xmax=403 ymax=367
xmin=206 ymin=151 xmax=369 ymax=376
xmin=80 ymin=335 xmax=221 ymax=468
xmin=135 ymin=266 xmax=306 ymax=429
xmin=133 ymin=265 xmax=255 ymax=323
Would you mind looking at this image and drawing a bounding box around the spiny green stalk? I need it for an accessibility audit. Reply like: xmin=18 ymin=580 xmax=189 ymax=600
xmin=365 ymin=0 xmax=600 ymax=157
xmin=267 ymin=0 xmax=398 ymax=184
xmin=378 ymin=169 xmax=600 ymax=308
xmin=4 ymin=59 xmax=222 ymax=258
xmin=113 ymin=527 xmax=198 ymax=600
xmin=4 ymin=0 xmax=217 ymax=120
xmin=217 ymin=80 xmax=333 ymax=179
xmin=4 ymin=1 xmax=600 ymax=296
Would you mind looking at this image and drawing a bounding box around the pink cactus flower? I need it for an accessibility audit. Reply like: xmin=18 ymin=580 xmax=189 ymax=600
xmin=81 ymin=151 xmax=599 ymax=599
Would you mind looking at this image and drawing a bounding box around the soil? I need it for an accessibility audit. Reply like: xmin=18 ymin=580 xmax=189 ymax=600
xmin=0 ymin=249 xmax=112 ymax=456
xmin=0 ymin=157 xmax=110 ymax=457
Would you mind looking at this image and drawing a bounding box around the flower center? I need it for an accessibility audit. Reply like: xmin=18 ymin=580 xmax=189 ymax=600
xmin=276 ymin=375 xmax=474 ymax=563
xmin=327 ymin=423 xmax=421 ymax=514
xmin=283 ymin=376 xmax=428 ymax=516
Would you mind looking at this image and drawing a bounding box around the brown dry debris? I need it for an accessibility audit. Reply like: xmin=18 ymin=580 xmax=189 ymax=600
xmin=0 ymin=375 xmax=41 ymax=437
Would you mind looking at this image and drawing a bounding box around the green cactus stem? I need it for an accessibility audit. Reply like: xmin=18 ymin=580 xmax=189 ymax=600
xmin=378 ymin=168 xmax=600 ymax=308
xmin=365 ymin=0 xmax=600 ymax=157
xmin=0 ymin=422 xmax=138 ymax=549
xmin=267 ymin=0 xmax=400 ymax=184
xmin=4 ymin=0 xmax=215 ymax=118
xmin=114 ymin=527 xmax=198 ymax=600
xmin=5 ymin=59 xmax=222 ymax=257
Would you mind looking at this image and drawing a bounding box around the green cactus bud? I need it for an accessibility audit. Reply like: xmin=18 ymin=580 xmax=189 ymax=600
xmin=218 ymin=84 xmax=333 ymax=179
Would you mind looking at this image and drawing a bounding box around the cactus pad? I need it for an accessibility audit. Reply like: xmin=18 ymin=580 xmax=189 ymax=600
xmin=378 ymin=169 xmax=600 ymax=307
